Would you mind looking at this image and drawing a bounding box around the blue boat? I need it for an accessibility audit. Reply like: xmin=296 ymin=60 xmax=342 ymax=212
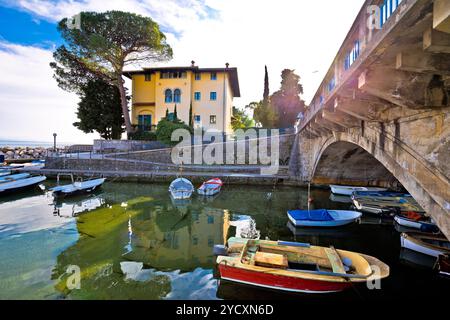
xmin=0 ymin=176 xmax=47 ymax=195
xmin=0 ymin=173 xmax=30 ymax=183
xmin=287 ymin=209 xmax=362 ymax=227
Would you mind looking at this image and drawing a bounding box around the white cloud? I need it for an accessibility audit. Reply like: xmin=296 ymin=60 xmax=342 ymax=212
xmin=1 ymin=0 xmax=365 ymax=142
xmin=0 ymin=41 xmax=96 ymax=143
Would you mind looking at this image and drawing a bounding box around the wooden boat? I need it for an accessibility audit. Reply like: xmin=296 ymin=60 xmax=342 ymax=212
xmin=197 ymin=178 xmax=223 ymax=196
xmin=0 ymin=173 xmax=30 ymax=183
xmin=435 ymin=254 xmax=450 ymax=278
xmin=169 ymin=178 xmax=194 ymax=200
xmin=394 ymin=212 xmax=439 ymax=233
xmin=400 ymin=232 xmax=450 ymax=258
xmin=330 ymin=185 xmax=387 ymax=196
xmin=216 ymin=237 xmax=389 ymax=294
xmin=0 ymin=176 xmax=46 ymax=195
xmin=287 ymin=209 xmax=361 ymax=228
xmin=352 ymin=191 xmax=424 ymax=215
xmin=50 ymin=178 xmax=106 ymax=197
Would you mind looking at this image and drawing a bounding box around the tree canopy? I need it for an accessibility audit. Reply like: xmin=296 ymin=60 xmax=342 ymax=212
xmin=73 ymin=79 xmax=125 ymax=139
xmin=50 ymin=11 xmax=173 ymax=135
xmin=231 ymin=106 xmax=255 ymax=130
xmin=271 ymin=69 xmax=306 ymax=128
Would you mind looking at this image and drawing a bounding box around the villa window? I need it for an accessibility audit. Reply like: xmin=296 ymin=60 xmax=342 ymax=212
xmin=210 ymin=72 xmax=217 ymax=80
xmin=194 ymin=92 xmax=201 ymax=101
xmin=195 ymin=73 xmax=201 ymax=80
xmin=194 ymin=115 xmax=201 ymax=123
xmin=210 ymin=92 xmax=217 ymax=101
xmin=144 ymin=74 xmax=151 ymax=81
xmin=174 ymin=89 xmax=181 ymax=103
xmin=165 ymin=89 xmax=173 ymax=103
xmin=160 ymin=71 xmax=187 ymax=79
xmin=210 ymin=115 xmax=217 ymax=124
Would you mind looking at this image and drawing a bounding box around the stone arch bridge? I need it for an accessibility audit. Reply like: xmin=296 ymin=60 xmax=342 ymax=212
xmin=289 ymin=0 xmax=450 ymax=237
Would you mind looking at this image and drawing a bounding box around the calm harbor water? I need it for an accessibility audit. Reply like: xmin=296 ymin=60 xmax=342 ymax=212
xmin=0 ymin=182 xmax=447 ymax=300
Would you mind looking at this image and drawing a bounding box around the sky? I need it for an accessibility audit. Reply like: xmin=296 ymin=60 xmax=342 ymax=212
xmin=0 ymin=0 xmax=365 ymax=143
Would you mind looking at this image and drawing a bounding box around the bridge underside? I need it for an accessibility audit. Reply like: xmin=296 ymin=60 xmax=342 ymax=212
xmin=290 ymin=0 xmax=450 ymax=237
xmin=313 ymin=142 xmax=400 ymax=188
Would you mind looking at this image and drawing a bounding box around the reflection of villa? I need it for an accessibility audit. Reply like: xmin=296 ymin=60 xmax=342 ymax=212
xmin=127 ymin=207 xmax=230 ymax=271
xmin=124 ymin=63 xmax=241 ymax=134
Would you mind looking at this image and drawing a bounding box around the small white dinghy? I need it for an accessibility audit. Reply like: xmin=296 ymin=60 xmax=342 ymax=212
xmin=197 ymin=178 xmax=223 ymax=196
xmin=169 ymin=178 xmax=194 ymax=200
xmin=0 ymin=176 xmax=47 ymax=195
xmin=287 ymin=209 xmax=362 ymax=228
xmin=330 ymin=185 xmax=387 ymax=196
xmin=50 ymin=178 xmax=106 ymax=197
xmin=400 ymin=232 xmax=450 ymax=258
xmin=0 ymin=173 xmax=30 ymax=183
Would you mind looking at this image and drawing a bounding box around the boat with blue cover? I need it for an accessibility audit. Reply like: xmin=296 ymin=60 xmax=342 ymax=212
xmin=287 ymin=209 xmax=362 ymax=227
xmin=50 ymin=178 xmax=106 ymax=197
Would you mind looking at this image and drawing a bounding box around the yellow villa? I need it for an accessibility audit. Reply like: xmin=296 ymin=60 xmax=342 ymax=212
xmin=124 ymin=62 xmax=240 ymax=134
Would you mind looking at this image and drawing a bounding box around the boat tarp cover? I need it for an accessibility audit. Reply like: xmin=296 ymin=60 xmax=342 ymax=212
xmin=288 ymin=209 xmax=334 ymax=221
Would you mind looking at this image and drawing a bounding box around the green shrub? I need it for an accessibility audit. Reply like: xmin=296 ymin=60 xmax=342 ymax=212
xmin=156 ymin=119 xmax=193 ymax=145
xmin=128 ymin=130 xmax=157 ymax=141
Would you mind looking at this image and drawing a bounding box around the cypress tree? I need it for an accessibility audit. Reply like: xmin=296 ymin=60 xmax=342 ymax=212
xmin=189 ymin=102 xmax=193 ymax=127
xmin=165 ymin=108 xmax=169 ymax=119
xmin=174 ymin=104 xmax=178 ymax=121
xmin=263 ymin=65 xmax=270 ymax=104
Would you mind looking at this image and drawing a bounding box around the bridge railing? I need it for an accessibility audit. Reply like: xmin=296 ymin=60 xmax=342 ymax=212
xmin=298 ymin=0 xmax=409 ymax=132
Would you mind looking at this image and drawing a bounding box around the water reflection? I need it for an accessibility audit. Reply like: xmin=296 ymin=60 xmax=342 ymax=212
xmin=0 ymin=182 xmax=447 ymax=300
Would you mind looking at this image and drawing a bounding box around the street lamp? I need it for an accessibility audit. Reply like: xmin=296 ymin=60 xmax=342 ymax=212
xmin=53 ymin=133 xmax=57 ymax=152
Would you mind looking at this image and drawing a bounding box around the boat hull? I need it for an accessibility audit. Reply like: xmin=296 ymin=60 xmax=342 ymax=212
xmin=400 ymin=234 xmax=449 ymax=258
xmin=287 ymin=210 xmax=361 ymax=228
xmin=170 ymin=190 xmax=193 ymax=200
xmin=330 ymin=185 xmax=387 ymax=196
xmin=218 ymin=264 xmax=352 ymax=293
xmin=394 ymin=215 xmax=438 ymax=233
xmin=0 ymin=176 xmax=46 ymax=195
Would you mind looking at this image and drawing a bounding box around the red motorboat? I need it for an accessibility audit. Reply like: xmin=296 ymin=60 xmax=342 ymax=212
xmin=216 ymin=237 xmax=389 ymax=294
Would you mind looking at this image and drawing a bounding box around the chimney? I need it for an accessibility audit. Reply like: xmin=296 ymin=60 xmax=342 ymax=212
xmin=191 ymin=60 xmax=195 ymax=67
xmin=225 ymin=62 xmax=229 ymax=68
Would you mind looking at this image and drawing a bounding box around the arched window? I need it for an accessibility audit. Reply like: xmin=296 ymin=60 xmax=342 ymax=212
xmin=174 ymin=89 xmax=181 ymax=103
xmin=165 ymin=89 xmax=173 ymax=103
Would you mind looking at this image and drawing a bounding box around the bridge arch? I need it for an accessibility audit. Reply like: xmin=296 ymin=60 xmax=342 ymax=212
xmin=303 ymin=131 xmax=450 ymax=236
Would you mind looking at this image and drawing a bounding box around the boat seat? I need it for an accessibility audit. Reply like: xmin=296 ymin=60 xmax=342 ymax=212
xmin=254 ymin=252 xmax=288 ymax=269
xmin=324 ymin=247 xmax=346 ymax=274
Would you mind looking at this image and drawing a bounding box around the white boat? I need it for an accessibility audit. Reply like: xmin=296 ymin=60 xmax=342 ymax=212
xmin=197 ymin=178 xmax=223 ymax=196
xmin=50 ymin=178 xmax=106 ymax=197
xmin=169 ymin=178 xmax=194 ymax=200
xmin=0 ymin=173 xmax=30 ymax=183
xmin=400 ymin=233 xmax=450 ymax=258
xmin=0 ymin=176 xmax=47 ymax=194
xmin=394 ymin=213 xmax=439 ymax=233
xmin=330 ymin=185 xmax=387 ymax=196
xmin=287 ymin=209 xmax=362 ymax=227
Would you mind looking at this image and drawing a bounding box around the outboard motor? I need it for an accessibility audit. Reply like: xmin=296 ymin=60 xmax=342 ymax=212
xmin=213 ymin=244 xmax=228 ymax=256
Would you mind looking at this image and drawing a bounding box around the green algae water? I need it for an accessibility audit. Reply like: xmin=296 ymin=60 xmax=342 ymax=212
xmin=0 ymin=182 xmax=447 ymax=300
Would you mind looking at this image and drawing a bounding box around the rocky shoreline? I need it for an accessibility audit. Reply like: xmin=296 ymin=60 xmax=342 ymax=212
xmin=0 ymin=146 xmax=48 ymax=160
